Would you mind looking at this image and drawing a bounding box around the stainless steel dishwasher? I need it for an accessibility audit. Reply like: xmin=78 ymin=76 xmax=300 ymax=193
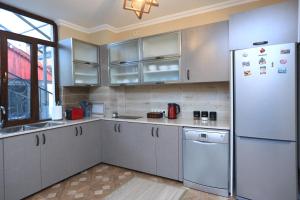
xmin=183 ymin=127 xmax=229 ymax=197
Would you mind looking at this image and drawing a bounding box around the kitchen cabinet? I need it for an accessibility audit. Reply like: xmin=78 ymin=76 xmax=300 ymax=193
xmin=100 ymin=45 xmax=109 ymax=86
xmin=59 ymin=38 xmax=100 ymax=86
xmin=141 ymin=32 xmax=180 ymax=60
xmin=102 ymin=120 xmax=180 ymax=180
xmin=154 ymin=125 xmax=179 ymax=180
xmin=109 ymin=39 xmax=139 ymax=64
xmin=109 ymin=62 xmax=140 ymax=85
xmin=4 ymin=133 xmax=42 ymax=200
xmin=229 ymin=0 xmax=298 ymax=50
xmin=73 ymin=121 xmax=102 ymax=173
xmin=41 ymin=126 xmax=76 ymax=188
xmin=181 ymin=21 xmax=229 ymax=83
xmin=0 ymin=140 xmax=3 ymax=200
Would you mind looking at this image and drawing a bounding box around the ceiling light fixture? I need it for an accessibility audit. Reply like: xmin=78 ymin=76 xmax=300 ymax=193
xmin=123 ymin=0 xmax=159 ymax=19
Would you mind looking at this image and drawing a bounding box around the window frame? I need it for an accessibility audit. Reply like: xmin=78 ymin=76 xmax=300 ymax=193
xmin=0 ymin=2 xmax=59 ymax=127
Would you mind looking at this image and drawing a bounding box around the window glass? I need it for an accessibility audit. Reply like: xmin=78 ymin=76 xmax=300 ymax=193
xmin=7 ymin=39 xmax=31 ymax=120
xmin=0 ymin=8 xmax=54 ymax=41
xmin=38 ymin=44 xmax=54 ymax=120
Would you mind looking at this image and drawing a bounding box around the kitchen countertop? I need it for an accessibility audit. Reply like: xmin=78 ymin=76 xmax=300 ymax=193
xmin=0 ymin=116 xmax=230 ymax=139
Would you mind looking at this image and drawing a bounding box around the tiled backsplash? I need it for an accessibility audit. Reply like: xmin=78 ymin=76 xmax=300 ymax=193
xmin=62 ymin=82 xmax=230 ymax=121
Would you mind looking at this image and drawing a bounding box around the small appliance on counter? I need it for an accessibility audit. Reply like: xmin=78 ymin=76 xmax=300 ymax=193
xmin=147 ymin=112 xmax=163 ymax=119
xmin=80 ymin=100 xmax=92 ymax=117
xmin=65 ymin=107 xmax=84 ymax=120
xmin=168 ymin=103 xmax=180 ymax=119
xmin=209 ymin=112 xmax=217 ymax=121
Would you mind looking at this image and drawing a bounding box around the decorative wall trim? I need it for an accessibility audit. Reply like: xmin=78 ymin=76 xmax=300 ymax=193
xmin=57 ymin=0 xmax=259 ymax=34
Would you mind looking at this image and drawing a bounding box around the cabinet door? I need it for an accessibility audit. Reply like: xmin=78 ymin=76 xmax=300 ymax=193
xmin=0 ymin=140 xmax=3 ymax=200
xmin=41 ymin=126 xmax=75 ymax=188
xmin=142 ymin=32 xmax=180 ymax=59
xmin=155 ymin=125 xmax=179 ymax=180
xmin=109 ymin=62 xmax=140 ymax=85
xmin=181 ymin=21 xmax=229 ymax=83
xmin=100 ymin=45 xmax=109 ymax=86
xmin=120 ymin=123 xmax=156 ymax=174
xmin=73 ymin=62 xmax=99 ymax=85
xmin=102 ymin=120 xmax=123 ymax=166
xmin=109 ymin=40 xmax=139 ymax=64
xmin=76 ymin=121 xmax=102 ymax=171
xmin=4 ymin=133 xmax=41 ymax=200
xmin=73 ymin=39 xmax=98 ymax=63
xmin=229 ymin=0 xmax=298 ymax=50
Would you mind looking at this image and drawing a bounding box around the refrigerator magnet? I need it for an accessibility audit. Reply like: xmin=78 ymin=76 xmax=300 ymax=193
xmin=278 ymin=67 xmax=287 ymax=74
xmin=244 ymin=70 xmax=252 ymax=76
xmin=242 ymin=53 xmax=248 ymax=57
xmin=280 ymin=59 xmax=287 ymax=64
xmin=260 ymin=66 xmax=267 ymax=75
xmin=242 ymin=61 xmax=250 ymax=67
xmin=281 ymin=49 xmax=290 ymax=54
xmin=271 ymin=62 xmax=275 ymax=68
xmin=259 ymin=58 xmax=266 ymax=65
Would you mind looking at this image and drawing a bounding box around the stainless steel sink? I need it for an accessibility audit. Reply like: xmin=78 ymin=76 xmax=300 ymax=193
xmin=116 ymin=115 xmax=143 ymax=120
xmin=0 ymin=121 xmax=66 ymax=134
xmin=0 ymin=126 xmax=24 ymax=134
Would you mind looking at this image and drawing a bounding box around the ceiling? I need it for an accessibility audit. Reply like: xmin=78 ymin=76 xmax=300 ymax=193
xmin=0 ymin=0 xmax=255 ymax=31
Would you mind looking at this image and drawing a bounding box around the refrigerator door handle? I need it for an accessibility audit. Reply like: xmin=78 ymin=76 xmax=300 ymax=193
xmin=253 ymin=41 xmax=268 ymax=46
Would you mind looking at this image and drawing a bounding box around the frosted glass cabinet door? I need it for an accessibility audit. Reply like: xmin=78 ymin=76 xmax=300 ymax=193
xmin=142 ymin=58 xmax=180 ymax=83
xmin=73 ymin=62 xmax=99 ymax=85
xmin=142 ymin=32 xmax=180 ymax=59
xmin=110 ymin=63 xmax=139 ymax=85
xmin=73 ymin=40 xmax=98 ymax=63
xmin=109 ymin=40 xmax=139 ymax=64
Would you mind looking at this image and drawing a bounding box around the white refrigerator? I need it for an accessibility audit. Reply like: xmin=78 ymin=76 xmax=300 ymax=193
xmin=234 ymin=43 xmax=298 ymax=200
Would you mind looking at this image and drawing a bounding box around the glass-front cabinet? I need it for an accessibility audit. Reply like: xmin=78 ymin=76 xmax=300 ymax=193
xmin=142 ymin=58 xmax=180 ymax=83
xmin=59 ymin=38 xmax=100 ymax=86
xmin=142 ymin=32 xmax=181 ymax=60
xmin=109 ymin=62 xmax=139 ymax=85
xmin=107 ymin=32 xmax=181 ymax=86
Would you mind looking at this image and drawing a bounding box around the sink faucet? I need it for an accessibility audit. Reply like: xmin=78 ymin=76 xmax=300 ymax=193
xmin=0 ymin=106 xmax=5 ymax=128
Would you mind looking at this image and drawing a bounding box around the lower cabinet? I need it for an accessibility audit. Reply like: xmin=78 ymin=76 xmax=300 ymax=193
xmin=3 ymin=121 xmax=102 ymax=200
xmin=102 ymin=120 xmax=180 ymax=180
xmin=0 ymin=140 xmax=4 ymax=200
xmin=41 ymin=126 xmax=76 ymax=188
xmin=4 ymin=133 xmax=42 ymax=200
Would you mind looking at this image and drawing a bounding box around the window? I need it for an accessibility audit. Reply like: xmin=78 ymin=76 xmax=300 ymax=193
xmin=0 ymin=3 xmax=59 ymax=127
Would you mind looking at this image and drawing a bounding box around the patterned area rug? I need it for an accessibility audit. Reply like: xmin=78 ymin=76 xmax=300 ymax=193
xmin=105 ymin=177 xmax=186 ymax=200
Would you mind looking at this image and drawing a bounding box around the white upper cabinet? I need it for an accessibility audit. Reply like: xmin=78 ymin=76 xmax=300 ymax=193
xmin=109 ymin=40 xmax=139 ymax=64
xmin=229 ymin=0 xmax=298 ymax=50
xmin=142 ymin=32 xmax=181 ymax=59
xmin=73 ymin=40 xmax=99 ymax=63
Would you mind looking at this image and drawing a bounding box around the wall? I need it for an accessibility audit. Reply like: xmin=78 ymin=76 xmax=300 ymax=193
xmin=89 ymin=83 xmax=230 ymax=121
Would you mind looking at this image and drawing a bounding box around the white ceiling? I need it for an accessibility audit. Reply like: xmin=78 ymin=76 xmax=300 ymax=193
xmin=0 ymin=0 xmax=257 ymax=32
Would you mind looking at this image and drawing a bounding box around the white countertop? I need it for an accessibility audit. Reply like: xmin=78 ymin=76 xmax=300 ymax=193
xmin=0 ymin=116 xmax=229 ymax=139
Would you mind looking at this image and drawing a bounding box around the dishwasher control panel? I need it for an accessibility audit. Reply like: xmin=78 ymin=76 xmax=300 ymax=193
xmin=184 ymin=128 xmax=229 ymax=144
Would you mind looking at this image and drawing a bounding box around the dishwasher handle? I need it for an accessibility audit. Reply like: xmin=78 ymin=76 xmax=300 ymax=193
xmin=192 ymin=140 xmax=219 ymax=145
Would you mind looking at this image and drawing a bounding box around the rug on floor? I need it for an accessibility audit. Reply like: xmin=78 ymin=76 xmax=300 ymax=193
xmin=104 ymin=177 xmax=186 ymax=200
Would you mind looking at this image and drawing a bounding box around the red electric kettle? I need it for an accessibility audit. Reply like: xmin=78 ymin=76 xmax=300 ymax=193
xmin=168 ymin=103 xmax=180 ymax=119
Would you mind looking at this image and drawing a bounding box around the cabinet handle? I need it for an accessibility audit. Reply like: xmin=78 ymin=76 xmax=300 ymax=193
xmin=114 ymin=124 xmax=117 ymax=132
xmin=253 ymin=41 xmax=268 ymax=46
xmin=75 ymin=127 xmax=78 ymax=136
xmin=187 ymin=69 xmax=190 ymax=80
xmin=118 ymin=124 xmax=121 ymax=133
xmin=156 ymin=127 xmax=159 ymax=138
xmin=151 ymin=127 xmax=154 ymax=137
xmin=42 ymin=134 xmax=46 ymax=145
xmin=80 ymin=126 xmax=83 ymax=135
xmin=35 ymin=135 xmax=39 ymax=146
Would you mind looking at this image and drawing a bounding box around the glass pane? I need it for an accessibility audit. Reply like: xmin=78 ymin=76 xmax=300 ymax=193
xmin=110 ymin=63 xmax=139 ymax=84
xmin=109 ymin=40 xmax=139 ymax=63
xmin=7 ymin=39 xmax=31 ymax=120
xmin=38 ymin=45 xmax=55 ymax=120
xmin=142 ymin=58 xmax=180 ymax=83
xmin=142 ymin=32 xmax=180 ymax=59
xmin=0 ymin=8 xmax=54 ymax=41
xmin=74 ymin=62 xmax=99 ymax=85
xmin=73 ymin=40 xmax=98 ymax=63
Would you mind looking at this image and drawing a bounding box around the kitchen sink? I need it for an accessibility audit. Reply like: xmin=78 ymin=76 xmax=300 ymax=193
xmin=116 ymin=115 xmax=143 ymax=120
xmin=0 ymin=121 xmax=66 ymax=134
